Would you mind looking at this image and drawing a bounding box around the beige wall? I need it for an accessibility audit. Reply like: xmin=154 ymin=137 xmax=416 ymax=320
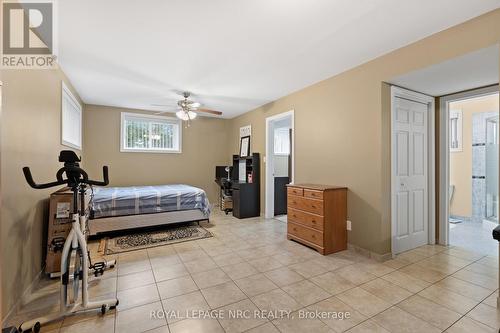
xmin=0 ymin=69 xmax=81 ymax=318
xmin=83 ymin=105 xmax=230 ymax=203
xmin=228 ymin=9 xmax=500 ymax=255
xmin=450 ymin=94 xmax=500 ymax=217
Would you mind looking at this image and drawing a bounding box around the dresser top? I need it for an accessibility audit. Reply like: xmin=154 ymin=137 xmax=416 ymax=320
xmin=287 ymin=184 xmax=347 ymax=191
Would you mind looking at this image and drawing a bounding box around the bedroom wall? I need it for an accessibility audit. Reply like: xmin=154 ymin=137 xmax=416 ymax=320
xmin=0 ymin=69 xmax=82 ymax=319
xmin=228 ymin=9 xmax=500 ymax=255
xmin=83 ymin=105 xmax=230 ymax=203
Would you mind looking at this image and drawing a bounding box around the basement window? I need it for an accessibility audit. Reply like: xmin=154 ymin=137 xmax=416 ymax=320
xmin=61 ymin=82 xmax=83 ymax=150
xmin=450 ymin=110 xmax=463 ymax=152
xmin=120 ymin=112 xmax=182 ymax=153
xmin=274 ymin=128 xmax=290 ymax=155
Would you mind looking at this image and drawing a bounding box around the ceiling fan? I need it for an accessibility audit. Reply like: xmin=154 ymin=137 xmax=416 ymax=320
xmin=153 ymin=91 xmax=223 ymax=126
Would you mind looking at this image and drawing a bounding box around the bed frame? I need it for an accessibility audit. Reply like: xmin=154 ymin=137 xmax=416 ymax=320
xmin=88 ymin=209 xmax=208 ymax=236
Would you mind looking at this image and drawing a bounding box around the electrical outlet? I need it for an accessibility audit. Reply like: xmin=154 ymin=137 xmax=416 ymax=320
xmin=347 ymin=220 xmax=352 ymax=231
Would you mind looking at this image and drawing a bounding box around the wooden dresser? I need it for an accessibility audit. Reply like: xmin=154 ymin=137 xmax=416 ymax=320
xmin=286 ymin=184 xmax=347 ymax=255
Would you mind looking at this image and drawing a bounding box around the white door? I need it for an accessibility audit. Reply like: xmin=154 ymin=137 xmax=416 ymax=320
xmin=393 ymin=97 xmax=429 ymax=253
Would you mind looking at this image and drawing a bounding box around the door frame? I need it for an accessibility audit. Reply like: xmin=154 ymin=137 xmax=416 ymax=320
xmin=391 ymin=86 xmax=436 ymax=256
xmin=438 ymin=85 xmax=499 ymax=245
xmin=265 ymin=110 xmax=295 ymax=219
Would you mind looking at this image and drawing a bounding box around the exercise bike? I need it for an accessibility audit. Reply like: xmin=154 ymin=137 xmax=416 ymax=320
xmin=19 ymin=151 xmax=119 ymax=333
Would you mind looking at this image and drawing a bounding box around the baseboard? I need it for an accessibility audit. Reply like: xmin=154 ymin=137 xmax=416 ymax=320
xmin=347 ymin=243 xmax=392 ymax=262
xmin=2 ymin=268 xmax=44 ymax=328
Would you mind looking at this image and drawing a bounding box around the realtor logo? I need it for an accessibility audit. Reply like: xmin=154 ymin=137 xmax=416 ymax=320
xmin=2 ymin=1 xmax=57 ymax=69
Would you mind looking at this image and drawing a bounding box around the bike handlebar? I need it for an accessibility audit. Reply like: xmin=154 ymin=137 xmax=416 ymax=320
xmin=22 ymin=165 xmax=109 ymax=189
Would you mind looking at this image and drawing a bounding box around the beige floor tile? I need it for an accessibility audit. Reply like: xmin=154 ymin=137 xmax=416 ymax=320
xmin=399 ymin=263 xmax=448 ymax=284
xmin=372 ymin=306 xmax=441 ymax=333
xmin=177 ymin=249 xmax=210 ymax=263
xmin=452 ymin=268 xmax=498 ymax=290
xmin=118 ymin=259 xmax=152 ymax=276
xmin=117 ymin=269 xmax=155 ymax=291
xmin=211 ymin=252 xmax=244 ymax=267
xmin=245 ymin=322 xmax=279 ymax=333
xmin=273 ymin=252 xmax=309 ymax=266
xmin=337 ymin=287 xmax=391 ymax=317
xmin=150 ymin=254 xmax=182 ymax=270
xmin=446 ymin=316 xmax=496 ymax=333
xmin=382 ymin=258 xmax=411 ymax=270
xmin=282 ymin=280 xmax=331 ymax=306
xmin=310 ymin=271 xmax=357 ymax=295
xmin=115 ymin=301 xmax=166 ymax=333
xmin=153 ymin=263 xmax=189 ymax=282
xmin=346 ymin=319 xmax=390 ymax=333
xmin=117 ymin=283 xmax=160 ymax=310
xmin=221 ymin=262 xmax=259 ymax=280
xmin=482 ymin=291 xmax=498 ymax=308
xmin=118 ymin=249 xmax=149 ymax=263
xmin=88 ymin=276 xmax=117 ymax=298
xmin=477 ymin=256 xmax=498 ymax=269
xmin=395 ymin=251 xmax=428 ymax=264
xmin=168 ymin=318 xmax=224 ymax=333
xmin=418 ymin=284 xmax=478 ymax=314
xmin=183 ymin=257 xmax=218 ymax=274
xmin=467 ymin=303 xmax=500 ymax=330
xmin=464 ymin=262 xmax=499 ymax=279
xmin=356 ymin=261 xmax=395 ymax=277
xmin=272 ymin=311 xmax=331 ymax=333
xmin=422 ymin=252 xmax=472 ymax=268
xmin=397 ymin=295 xmax=461 ymax=330
xmin=204 ymin=245 xmax=233 ymax=257
xmin=161 ymin=291 xmax=210 ymax=323
xmin=200 ymin=281 xmax=247 ymax=309
xmin=360 ymin=278 xmax=413 ymax=305
xmin=445 ymin=248 xmax=484 ymax=261
xmin=434 ymin=276 xmax=493 ymax=301
xmin=381 ymin=270 xmax=430 ymax=293
xmin=217 ymin=299 xmax=268 ymax=332
xmin=157 ymin=275 xmax=199 ymax=299
xmin=234 ymin=273 xmax=279 ymax=297
xmin=191 ymin=268 xmax=231 ymax=289
xmin=264 ymin=267 xmax=304 ymax=287
xmin=251 ymin=289 xmax=302 ymax=313
xmin=145 ymin=325 xmax=171 ymax=333
xmin=335 ymin=265 xmax=378 ymax=285
xmin=288 ymin=261 xmax=329 ymax=278
xmin=248 ymin=257 xmax=283 ymax=272
xmin=59 ymin=314 xmax=115 ymax=333
xmin=412 ymin=245 xmax=448 ymax=256
xmin=147 ymin=244 xmax=177 ymax=258
xmin=307 ymin=296 xmax=367 ymax=332
xmin=414 ymin=259 xmax=462 ymax=275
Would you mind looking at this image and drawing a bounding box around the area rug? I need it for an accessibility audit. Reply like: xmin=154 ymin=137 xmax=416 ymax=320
xmin=104 ymin=224 xmax=212 ymax=254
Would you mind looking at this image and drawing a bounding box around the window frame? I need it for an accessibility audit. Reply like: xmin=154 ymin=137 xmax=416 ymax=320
xmin=120 ymin=112 xmax=182 ymax=154
xmin=61 ymin=82 xmax=83 ymax=150
xmin=449 ymin=109 xmax=463 ymax=153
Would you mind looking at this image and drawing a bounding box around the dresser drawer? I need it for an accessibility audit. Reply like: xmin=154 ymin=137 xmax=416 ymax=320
xmin=288 ymin=208 xmax=324 ymax=230
xmin=287 ymin=187 xmax=303 ymax=197
xmin=287 ymin=196 xmax=324 ymax=215
xmin=288 ymin=222 xmax=323 ymax=246
xmin=304 ymin=189 xmax=323 ymax=200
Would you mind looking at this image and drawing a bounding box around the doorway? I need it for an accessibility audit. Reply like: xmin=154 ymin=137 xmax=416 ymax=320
xmin=391 ymin=87 xmax=436 ymax=255
xmin=265 ymin=110 xmax=294 ymax=220
xmin=441 ymin=87 xmax=499 ymax=256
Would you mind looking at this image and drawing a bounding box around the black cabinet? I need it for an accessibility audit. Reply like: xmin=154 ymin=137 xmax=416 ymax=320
xmin=231 ymin=153 xmax=260 ymax=219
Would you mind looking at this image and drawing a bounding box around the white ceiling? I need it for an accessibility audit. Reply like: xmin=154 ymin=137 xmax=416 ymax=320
xmin=390 ymin=45 xmax=499 ymax=96
xmin=58 ymin=0 xmax=500 ymax=118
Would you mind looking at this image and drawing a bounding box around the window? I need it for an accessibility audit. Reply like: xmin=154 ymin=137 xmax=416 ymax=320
xmin=61 ymin=82 xmax=82 ymax=150
xmin=449 ymin=110 xmax=462 ymax=152
xmin=121 ymin=113 xmax=182 ymax=153
xmin=274 ymin=127 xmax=290 ymax=155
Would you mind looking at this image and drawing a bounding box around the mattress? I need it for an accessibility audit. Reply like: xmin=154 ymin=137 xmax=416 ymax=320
xmin=90 ymin=184 xmax=210 ymax=219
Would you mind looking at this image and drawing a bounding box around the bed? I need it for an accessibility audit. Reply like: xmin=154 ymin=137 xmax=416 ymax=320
xmin=88 ymin=184 xmax=210 ymax=236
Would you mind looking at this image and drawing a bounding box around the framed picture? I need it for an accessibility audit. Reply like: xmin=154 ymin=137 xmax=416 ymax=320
xmin=240 ymin=135 xmax=250 ymax=157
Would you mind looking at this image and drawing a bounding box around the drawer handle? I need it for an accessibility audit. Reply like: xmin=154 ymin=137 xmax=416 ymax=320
xmin=311 ymin=220 xmax=316 ymax=224
xmin=293 ymin=228 xmax=297 ymax=232
xmin=292 ymin=201 xmax=297 ymax=205
xmin=292 ymin=214 xmax=297 ymax=218
xmin=311 ymin=234 xmax=316 ymax=239
xmin=311 ymin=205 xmax=316 ymax=209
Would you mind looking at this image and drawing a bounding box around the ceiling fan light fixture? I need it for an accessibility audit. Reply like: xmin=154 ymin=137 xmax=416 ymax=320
xmin=176 ymin=110 xmax=198 ymax=121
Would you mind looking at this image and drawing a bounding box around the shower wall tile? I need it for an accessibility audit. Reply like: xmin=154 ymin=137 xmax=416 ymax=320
xmin=472 ymin=178 xmax=486 ymax=219
xmin=472 ymin=146 xmax=485 ymax=177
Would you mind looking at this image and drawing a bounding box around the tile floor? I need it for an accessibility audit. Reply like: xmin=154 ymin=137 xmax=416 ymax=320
xmin=7 ymin=211 xmax=500 ymax=333
xmin=449 ymin=220 xmax=497 ymax=257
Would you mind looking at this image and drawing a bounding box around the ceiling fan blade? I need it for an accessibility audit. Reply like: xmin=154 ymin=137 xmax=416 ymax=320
xmin=187 ymin=102 xmax=202 ymax=108
xmin=197 ymin=108 xmax=223 ymax=116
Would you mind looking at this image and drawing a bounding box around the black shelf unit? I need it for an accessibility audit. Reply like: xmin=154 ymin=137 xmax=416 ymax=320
xmin=231 ymin=153 xmax=260 ymax=218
